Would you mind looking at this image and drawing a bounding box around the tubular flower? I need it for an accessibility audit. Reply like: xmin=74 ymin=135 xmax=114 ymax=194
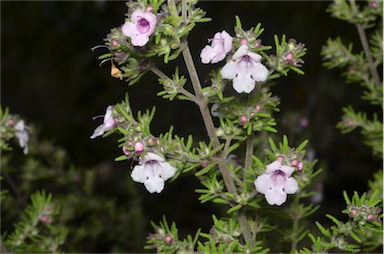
xmin=90 ymin=106 xmax=117 ymax=139
xmin=122 ymin=9 xmax=157 ymax=47
xmin=254 ymin=160 xmax=299 ymax=206
xmin=200 ymin=30 xmax=233 ymax=64
xmin=131 ymin=152 xmax=176 ymax=193
xmin=14 ymin=120 xmax=29 ymax=154
xmin=220 ymin=45 xmax=269 ymax=93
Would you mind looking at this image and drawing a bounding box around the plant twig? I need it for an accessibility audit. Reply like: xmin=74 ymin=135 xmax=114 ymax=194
xmin=181 ymin=39 xmax=254 ymax=247
xmin=150 ymin=66 xmax=196 ymax=101
xmin=356 ymin=23 xmax=381 ymax=86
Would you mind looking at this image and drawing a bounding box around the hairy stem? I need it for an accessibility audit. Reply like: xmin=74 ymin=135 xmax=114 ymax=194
xmin=356 ymin=23 xmax=381 ymax=86
xmin=181 ymin=40 xmax=254 ymax=247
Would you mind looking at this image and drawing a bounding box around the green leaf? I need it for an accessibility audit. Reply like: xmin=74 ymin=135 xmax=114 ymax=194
xmin=227 ymin=204 xmax=242 ymax=214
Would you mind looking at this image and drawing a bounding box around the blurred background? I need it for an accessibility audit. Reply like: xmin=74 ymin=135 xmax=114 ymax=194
xmin=2 ymin=1 xmax=382 ymax=252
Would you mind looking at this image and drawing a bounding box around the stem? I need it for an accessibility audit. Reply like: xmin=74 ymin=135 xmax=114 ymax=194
xmin=150 ymin=66 xmax=196 ymax=101
xmin=356 ymin=23 xmax=381 ymax=86
xmin=181 ymin=40 xmax=254 ymax=247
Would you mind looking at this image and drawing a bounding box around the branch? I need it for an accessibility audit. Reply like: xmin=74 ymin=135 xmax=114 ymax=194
xmin=181 ymin=39 xmax=254 ymax=247
xmin=356 ymin=23 xmax=381 ymax=86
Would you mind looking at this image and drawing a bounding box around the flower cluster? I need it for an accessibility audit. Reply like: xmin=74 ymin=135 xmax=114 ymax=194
xmin=90 ymin=102 xmax=178 ymax=194
xmin=200 ymin=30 xmax=269 ymax=94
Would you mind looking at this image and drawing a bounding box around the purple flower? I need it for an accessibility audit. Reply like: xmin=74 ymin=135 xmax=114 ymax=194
xmin=90 ymin=106 xmax=117 ymax=139
xmin=200 ymin=30 xmax=233 ymax=64
xmin=131 ymin=152 xmax=176 ymax=193
xmin=122 ymin=9 xmax=157 ymax=47
xmin=254 ymin=160 xmax=298 ymax=206
xmin=14 ymin=120 xmax=29 ymax=154
xmin=220 ymin=45 xmax=269 ymax=93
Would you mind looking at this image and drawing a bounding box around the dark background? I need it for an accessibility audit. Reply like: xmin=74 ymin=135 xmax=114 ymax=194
xmin=2 ymin=1 xmax=382 ymax=252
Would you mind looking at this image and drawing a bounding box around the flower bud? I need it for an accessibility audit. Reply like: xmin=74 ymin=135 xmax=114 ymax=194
xmin=298 ymin=162 xmax=303 ymax=171
xmin=239 ymin=115 xmax=247 ymax=125
xmin=147 ymin=137 xmax=158 ymax=146
xmin=123 ymin=146 xmax=132 ymax=156
xmin=241 ymin=39 xmax=248 ymax=45
xmin=134 ymin=142 xmax=144 ymax=154
xmin=277 ymin=156 xmax=283 ymax=162
xmin=165 ymin=235 xmax=173 ymax=245
xmin=366 ymin=213 xmax=375 ymax=222
xmin=255 ymin=105 xmax=261 ymax=111
xmin=112 ymin=40 xmax=119 ymax=46
xmin=291 ymin=159 xmax=298 ymax=166
xmin=348 ymin=208 xmax=358 ymax=218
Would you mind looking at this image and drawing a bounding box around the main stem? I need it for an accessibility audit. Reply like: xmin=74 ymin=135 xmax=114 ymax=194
xmin=356 ymin=23 xmax=381 ymax=86
xmin=181 ymin=40 xmax=254 ymax=247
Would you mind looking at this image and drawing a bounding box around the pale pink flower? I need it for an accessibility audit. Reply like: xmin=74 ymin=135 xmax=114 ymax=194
xmin=90 ymin=106 xmax=117 ymax=139
xmin=200 ymin=30 xmax=233 ymax=64
xmin=254 ymin=160 xmax=298 ymax=206
xmin=122 ymin=9 xmax=157 ymax=47
xmin=131 ymin=153 xmax=176 ymax=193
xmin=14 ymin=120 xmax=29 ymax=154
xmin=221 ymin=45 xmax=269 ymax=93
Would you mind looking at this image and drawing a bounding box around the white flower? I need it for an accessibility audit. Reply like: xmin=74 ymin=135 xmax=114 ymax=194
xmin=90 ymin=106 xmax=117 ymax=139
xmin=131 ymin=152 xmax=176 ymax=193
xmin=14 ymin=120 xmax=29 ymax=154
xmin=200 ymin=30 xmax=233 ymax=64
xmin=220 ymin=45 xmax=269 ymax=93
xmin=254 ymin=160 xmax=298 ymax=206
xmin=122 ymin=9 xmax=157 ymax=47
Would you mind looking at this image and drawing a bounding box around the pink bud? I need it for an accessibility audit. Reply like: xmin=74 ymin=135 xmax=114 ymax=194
xmin=239 ymin=115 xmax=247 ymax=125
xmin=134 ymin=142 xmax=144 ymax=154
xmin=7 ymin=119 xmax=14 ymax=126
xmin=285 ymin=52 xmax=294 ymax=61
xmin=123 ymin=146 xmax=132 ymax=156
xmin=165 ymin=235 xmax=173 ymax=245
xmin=127 ymin=141 xmax=133 ymax=147
xmin=371 ymin=1 xmax=378 ymax=8
xmin=348 ymin=208 xmax=358 ymax=218
xmin=241 ymin=39 xmax=248 ymax=45
xmin=201 ymin=163 xmax=207 ymax=168
xmin=367 ymin=213 xmax=375 ymax=222
xmin=40 ymin=215 xmax=53 ymax=224
xmin=146 ymin=5 xmax=153 ymax=12
xmin=255 ymin=105 xmax=261 ymax=111
xmin=277 ymin=156 xmax=283 ymax=162
xmin=147 ymin=137 xmax=158 ymax=145
xmin=291 ymin=159 xmax=298 ymax=166
xmin=347 ymin=120 xmax=354 ymax=126
xmin=298 ymin=162 xmax=303 ymax=171
xmin=112 ymin=40 xmax=119 ymax=46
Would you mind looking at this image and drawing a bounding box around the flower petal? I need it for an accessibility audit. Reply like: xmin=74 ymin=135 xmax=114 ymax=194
xmin=141 ymin=152 xmax=165 ymax=164
xmin=90 ymin=124 xmax=108 ymax=139
xmin=254 ymin=174 xmax=272 ymax=194
xmin=265 ymin=186 xmax=287 ymax=206
xmin=144 ymin=175 xmax=165 ymax=193
xmin=130 ymin=9 xmax=145 ymax=23
xmin=266 ymin=160 xmax=281 ymax=173
xmin=220 ymin=61 xmax=237 ymax=79
xmin=158 ymin=161 xmax=176 ymax=181
xmin=122 ymin=22 xmax=136 ymax=37
xmin=283 ymin=177 xmax=299 ymax=194
xmin=250 ymin=62 xmax=269 ymax=82
xmin=131 ymin=164 xmax=147 ymax=183
xmin=142 ymin=12 xmax=157 ymax=35
xmin=221 ymin=30 xmax=233 ymax=53
xmin=233 ymin=73 xmax=255 ymax=93
xmin=232 ymin=45 xmax=248 ymax=60
xmin=280 ymin=165 xmax=295 ymax=177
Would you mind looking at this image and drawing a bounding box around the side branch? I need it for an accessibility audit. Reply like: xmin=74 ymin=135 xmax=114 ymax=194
xmin=356 ymin=24 xmax=381 ymax=86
